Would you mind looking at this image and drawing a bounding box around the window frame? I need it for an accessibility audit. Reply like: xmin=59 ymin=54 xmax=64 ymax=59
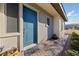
xmin=5 ymin=3 xmax=20 ymax=33
xmin=46 ymin=16 xmax=51 ymax=26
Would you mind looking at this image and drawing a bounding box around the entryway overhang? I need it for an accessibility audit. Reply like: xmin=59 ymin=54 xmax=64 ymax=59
xmin=35 ymin=3 xmax=68 ymax=21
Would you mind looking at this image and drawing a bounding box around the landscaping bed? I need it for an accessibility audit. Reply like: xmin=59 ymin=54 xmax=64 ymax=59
xmin=0 ymin=47 xmax=20 ymax=56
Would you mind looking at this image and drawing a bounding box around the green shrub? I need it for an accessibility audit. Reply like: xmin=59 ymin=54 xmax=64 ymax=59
xmin=66 ymin=32 xmax=79 ymax=56
xmin=71 ymin=32 xmax=79 ymax=37
xmin=71 ymin=32 xmax=79 ymax=40
xmin=70 ymin=32 xmax=79 ymax=51
xmin=66 ymin=49 xmax=79 ymax=56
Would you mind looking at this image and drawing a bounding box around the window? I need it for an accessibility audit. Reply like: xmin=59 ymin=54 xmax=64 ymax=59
xmin=6 ymin=3 xmax=19 ymax=33
xmin=47 ymin=17 xmax=50 ymax=25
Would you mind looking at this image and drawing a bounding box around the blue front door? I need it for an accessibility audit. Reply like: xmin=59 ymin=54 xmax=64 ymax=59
xmin=23 ymin=6 xmax=37 ymax=47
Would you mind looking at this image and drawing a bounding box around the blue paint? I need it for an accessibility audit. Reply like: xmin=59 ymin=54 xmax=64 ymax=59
xmin=23 ymin=6 xmax=37 ymax=47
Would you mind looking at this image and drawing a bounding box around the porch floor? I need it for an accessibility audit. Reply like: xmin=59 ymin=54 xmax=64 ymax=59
xmin=24 ymin=35 xmax=69 ymax=56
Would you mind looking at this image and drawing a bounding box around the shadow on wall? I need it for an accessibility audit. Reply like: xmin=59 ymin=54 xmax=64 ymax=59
xmin=47 ymin=17 xmax=54 ymax=40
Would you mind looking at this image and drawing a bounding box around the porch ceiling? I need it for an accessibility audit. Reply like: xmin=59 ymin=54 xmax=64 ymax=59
xmin=35 ymin=3 xmax=59 ymax=17
xmin=35 ymin=3 xmax=67 ymax=21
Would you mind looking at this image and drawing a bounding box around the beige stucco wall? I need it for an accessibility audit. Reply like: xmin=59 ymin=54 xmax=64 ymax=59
xmin=53 ymin=17 xmax=60 ymax=38
xmin=59 ymin=17 xmax=65 ymax=38
xmin=61 ymin=18 xmax=65 ymax=38
xmin=0 ymin=33 xmax=20 ymax=53
xmin=53 ymin=15 xmax=65 ymax=39
xmin=35 ymin=3 xmax=65 ymax=39
xmin=0 ymin=36 xmax=18 ymax=53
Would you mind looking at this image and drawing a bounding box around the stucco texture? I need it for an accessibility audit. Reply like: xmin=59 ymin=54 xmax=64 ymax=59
xmin=27 ymin=3 xmax=61 ymax=43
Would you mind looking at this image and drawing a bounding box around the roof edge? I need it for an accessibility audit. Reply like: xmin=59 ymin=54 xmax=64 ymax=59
xmin=59 ymin=3 xmax=68 ymax=21
xmin=51 ymin=3 xmax=68 ymax=21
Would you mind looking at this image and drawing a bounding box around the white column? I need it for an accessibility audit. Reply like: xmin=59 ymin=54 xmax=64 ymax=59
xmin=0 ymin=4 xmax=6 ymax=34
xmin=19 ymin=3 xmax=24 ymax=55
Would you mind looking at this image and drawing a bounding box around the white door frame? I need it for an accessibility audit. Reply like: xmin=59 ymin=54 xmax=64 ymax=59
xmin=19 ymin=4 xmax=39 ymax=51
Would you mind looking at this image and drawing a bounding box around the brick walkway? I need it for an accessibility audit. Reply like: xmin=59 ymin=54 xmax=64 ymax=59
xmin=24 ymin=35 xmax=69 ymax=56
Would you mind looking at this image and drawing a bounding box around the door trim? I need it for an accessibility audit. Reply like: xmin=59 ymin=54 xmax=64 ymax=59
xmin=23 ymin=4 xmax=39 ymax=50
xmin=24 ymin=44 xmax=36 ymax=51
